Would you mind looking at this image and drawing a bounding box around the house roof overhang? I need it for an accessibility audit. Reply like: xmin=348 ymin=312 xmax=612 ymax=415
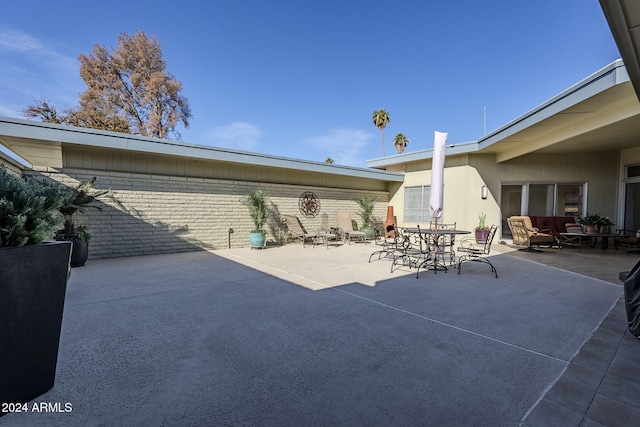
xmin=367 ymin=59 xmax=640 ymax=168
xmin=0 ymin=116 xmax=404 ymax=183
xmin=477 ymin=59 xmax=640 ymax=162
xmin=600 ymin=0 xmax=640 ymax=101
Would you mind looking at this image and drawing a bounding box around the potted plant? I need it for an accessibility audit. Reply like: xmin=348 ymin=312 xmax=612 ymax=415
xmin=598 ymin=216 xmax=614 ymax=234
xmin=243 ymin=189 xmax=271 ymax=249
xmin=577 ymin=212 xmax=604 ymax=234
xmin=354 ymin=195 xmax=376 ymax=239
xmin=475 ymin=212 xmax=490 ymax=243
xmin=0 ymin=165 xmax=71 ymax=408
xmin=54 ymin=177 xmax=109 ymax=267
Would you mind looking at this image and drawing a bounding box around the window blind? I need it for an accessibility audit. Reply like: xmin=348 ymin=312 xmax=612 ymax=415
xmin=404 ymin=186 xmax=432 ymax=223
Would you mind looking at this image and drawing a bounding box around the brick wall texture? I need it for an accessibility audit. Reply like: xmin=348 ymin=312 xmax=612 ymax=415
xmin=29 ymin=168 xmax=389 ymax=259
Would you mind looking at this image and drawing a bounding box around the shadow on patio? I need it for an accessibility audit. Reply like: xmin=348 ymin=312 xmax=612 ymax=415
xmin=2 ymin=242 xmax=637 ymax=426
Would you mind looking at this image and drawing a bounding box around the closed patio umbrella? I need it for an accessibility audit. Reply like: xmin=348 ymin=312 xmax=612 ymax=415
xmin=429 ymin=131 xmax=448 ymax=223
xmin=429 ymin=131 xmax=448 ymax=271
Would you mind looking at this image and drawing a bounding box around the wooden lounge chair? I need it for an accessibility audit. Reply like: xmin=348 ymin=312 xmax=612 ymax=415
xmin=336 ymin=211 xmax=366 ymax=244
xmin=457 ymin=225 xmax=498 ymax=278
xmin=281 ymin=215 xmax=335 ymax=248
xmin=507 ymin=216 xmax=557 ymax=252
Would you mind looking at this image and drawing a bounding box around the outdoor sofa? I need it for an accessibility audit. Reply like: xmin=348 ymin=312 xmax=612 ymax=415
xmin=528 ymin=215 xmax=577 ymax=236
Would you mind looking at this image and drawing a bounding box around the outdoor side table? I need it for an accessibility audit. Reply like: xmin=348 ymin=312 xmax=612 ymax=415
xmin=559 ymin=232 xmax=620 ymax=252
xmin=315 ymin=230 xmax=337 ymax=248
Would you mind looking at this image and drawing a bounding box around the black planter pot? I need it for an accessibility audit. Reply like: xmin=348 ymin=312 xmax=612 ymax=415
xmin=70 ymin=240 xmax=89 ymax=267
xmin=0 ymin=241 xmax=71 ymax=407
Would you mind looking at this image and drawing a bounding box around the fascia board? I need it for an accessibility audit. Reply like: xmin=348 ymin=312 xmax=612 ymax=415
xmin=600 ymin=0 xmax=640 ymax=100
xmin=136 ymin=139 xmax=404 ymax=181
xmin=367 ymin=142 xmax=478 ymax=168
xmin=0 ymin=147 xmax=27 ymax=169
xmin=0 ymin=116 xmax=403 ymax=183
xmin=478 ymin=59 xmax=628 ymax=149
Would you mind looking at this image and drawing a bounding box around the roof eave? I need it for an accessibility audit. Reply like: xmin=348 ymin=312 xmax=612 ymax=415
xmin=366 ymin=141 xmax=478 ymax=169
xmin=0 ymin=116 xmax=404 ymax=183
xmin=478 ymin=59 xmax=629 ymax=149
xmin=600 ymin=0 xmax=640 ymax=101
xmin=366 ymin=60 xmax=630 ymax=168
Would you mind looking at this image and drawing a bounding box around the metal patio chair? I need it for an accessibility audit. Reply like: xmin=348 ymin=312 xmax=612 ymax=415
xmin=457 ymin=225 xmax=498 ymax=278
xmin=369 ymin=224 xmax=403 ymax=262
xmin=390 ymin=226 xmax=432 ymax=274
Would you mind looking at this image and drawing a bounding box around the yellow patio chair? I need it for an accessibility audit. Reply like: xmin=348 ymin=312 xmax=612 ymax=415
xmin=507 ymin=216 xmax=557 ymax=252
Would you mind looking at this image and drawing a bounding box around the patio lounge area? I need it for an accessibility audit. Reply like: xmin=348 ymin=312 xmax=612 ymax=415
xmin=2 ymin=242 xmax=639 ymax=426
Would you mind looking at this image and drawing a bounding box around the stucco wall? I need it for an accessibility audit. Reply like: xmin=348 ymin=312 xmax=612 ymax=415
xmin=389 ymin=164 xmax=500 ymax=235
xmin=620 ymin=146 xmax=640 ymax=166
xmin=387 ymin=151 xmax=620 ymax=237
xmin=28 ymin=167 xmax=389 ymax=259
xmin=488 ymin=152 xmax=619 ymax=220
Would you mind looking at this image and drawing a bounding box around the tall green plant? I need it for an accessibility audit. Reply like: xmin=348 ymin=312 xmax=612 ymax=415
xmin=55 ymin=177 xmax=109 ymax=242
xmin=354 ymin=196 xmax=376 ymax=228
xmin=0 ymin=166 xmax=64 ymax=247
xmin=243 ymin=189 xmax=271 ymax=233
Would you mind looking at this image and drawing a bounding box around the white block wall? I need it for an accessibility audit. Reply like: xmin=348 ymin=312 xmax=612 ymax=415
xmin=30 ymin=168 xmax=389 ymax=259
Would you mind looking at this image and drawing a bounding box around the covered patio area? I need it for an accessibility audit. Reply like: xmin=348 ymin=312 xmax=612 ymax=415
xmin=2 ymin=242 xmax=638 ymax=426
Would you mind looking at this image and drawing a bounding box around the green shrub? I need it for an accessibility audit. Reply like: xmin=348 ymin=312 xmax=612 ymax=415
xmin=54 ymin=225 xmax=91 ymax=243
xmin=0 ymin=166 xmax=65 ymax=247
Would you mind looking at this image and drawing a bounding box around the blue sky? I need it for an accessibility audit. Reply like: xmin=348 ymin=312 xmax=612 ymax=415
xmin=0 ymin=1 xmax=621 ymax=167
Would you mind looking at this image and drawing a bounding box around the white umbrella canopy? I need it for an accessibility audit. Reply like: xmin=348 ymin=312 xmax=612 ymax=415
xmin=429 ymin=131 xmax=448 ymax=222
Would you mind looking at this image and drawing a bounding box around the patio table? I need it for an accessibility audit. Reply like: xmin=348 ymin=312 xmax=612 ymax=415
xmin=559 ymin=232 xmax=620 ymax=252
xmin=403 ymin=228 xmax=471 ymax=276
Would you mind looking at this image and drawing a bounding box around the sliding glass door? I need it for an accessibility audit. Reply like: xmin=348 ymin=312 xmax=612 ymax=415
xmin=528 ymin=184 xmax=555 ymax=216
xmin=500 ymin=185 xmax=522 ymax=238
xmin=501 ymin=183 xmax=584 ymax=238
xmin=623 ymin=165 xmax=640 ymax=233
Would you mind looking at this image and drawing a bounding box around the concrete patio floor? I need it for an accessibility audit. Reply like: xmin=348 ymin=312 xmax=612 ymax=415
xmin=2 ymin=240 xmax=639 ymax=426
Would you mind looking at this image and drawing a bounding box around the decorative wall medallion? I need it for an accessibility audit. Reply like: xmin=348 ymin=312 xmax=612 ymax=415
xmin=299 ymin=191 xmax=320 ymax=217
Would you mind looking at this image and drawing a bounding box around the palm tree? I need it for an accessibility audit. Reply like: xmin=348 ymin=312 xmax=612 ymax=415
xmin=372 ymin=109 xmax=390 ymax=157
xmin=393 ymin=132 xmax=410 ymax=154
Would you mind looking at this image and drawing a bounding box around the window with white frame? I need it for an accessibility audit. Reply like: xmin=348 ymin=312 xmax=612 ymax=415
xmin=404 ymin=185 xmax=433 ymax=223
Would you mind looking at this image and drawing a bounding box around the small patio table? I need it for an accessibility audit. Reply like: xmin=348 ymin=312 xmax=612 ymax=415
xmin=403 ymin=228 xmax=471 ymax=277
xmin=559 ymin=232 xmax=620 ymax=252
xmin=315 ymin=230 xmax=338 ymax=248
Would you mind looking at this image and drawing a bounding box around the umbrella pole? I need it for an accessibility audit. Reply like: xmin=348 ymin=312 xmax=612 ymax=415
xmin=433 ymin=217 xmax=439 ymax=271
